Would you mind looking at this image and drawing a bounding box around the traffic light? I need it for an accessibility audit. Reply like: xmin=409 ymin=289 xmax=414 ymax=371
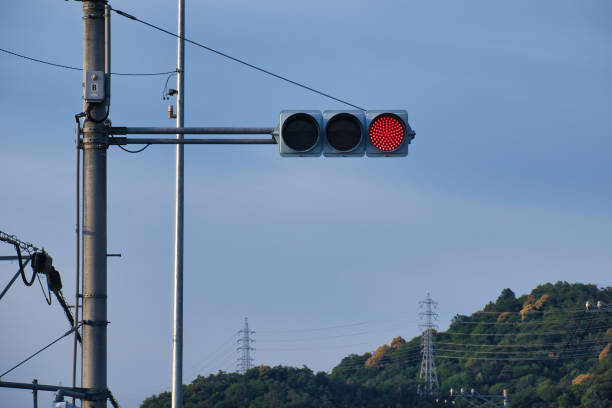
xmin=365 ymin=110 xmax=415 ymax=157
xmin=278 ymin=110 xmax=323 ymax=156
xmin=277 ymin=110 xmax=414 ymax=157
xmin=323 ymin=110 xmax=366 ymax=157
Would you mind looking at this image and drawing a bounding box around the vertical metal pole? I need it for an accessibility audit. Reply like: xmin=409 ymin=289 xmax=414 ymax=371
xmin=82 ymin=1 xmax=108 ymax=407
xmin=72 ymin=111 xmax=81 ymax=405
xmin=171 ymin=0 xmax=185 ymax=407
xmin=32 ymin=379 xmax=38 ymax=408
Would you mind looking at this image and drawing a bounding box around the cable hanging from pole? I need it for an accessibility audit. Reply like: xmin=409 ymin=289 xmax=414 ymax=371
xmin=109 ymin=6 xmax=366 ymax=111
xmin=0 ymin=324 xmax=82 ymax=379
xmin=0 ymin=47 xmax=174 ymax=76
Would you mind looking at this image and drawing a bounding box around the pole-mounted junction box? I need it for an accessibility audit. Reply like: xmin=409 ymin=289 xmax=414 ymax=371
xmin=84 ymin=70 xmax=105 ymax=102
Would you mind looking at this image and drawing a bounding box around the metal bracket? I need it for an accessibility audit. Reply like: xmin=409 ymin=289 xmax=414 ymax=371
xmin=81 ymin=293 xmax=107 ymax=299
xmin=82 ymin=320 xmax=110 ymax=327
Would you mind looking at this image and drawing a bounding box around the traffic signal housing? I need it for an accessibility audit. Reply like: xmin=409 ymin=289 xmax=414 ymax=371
xmin=279 ymin=110 xmax=323 ymax=157
xmin=323 ymin=110 xmax=366 ymax=157
xmin=277 ymin=110 xmax=415 ymax=157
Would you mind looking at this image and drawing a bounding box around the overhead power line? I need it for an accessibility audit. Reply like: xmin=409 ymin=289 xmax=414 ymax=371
xmin=0 ymin=46 xmax=174 ymax=76
xmin=257 ymin=322 xmax=369 ymax=334
xmin=438 ymin=325 xmax=611 ymax=337
xmin=471 ymin=308 xmax=585 ymax=315
xmin=436 ymin=338 xmax=611 ymax=348
xmin=109 ymin=7 xmax=366 ymax=111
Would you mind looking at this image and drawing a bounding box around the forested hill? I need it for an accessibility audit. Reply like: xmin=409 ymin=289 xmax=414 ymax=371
xmin=141 ymin=282 xmax=612 ymax=408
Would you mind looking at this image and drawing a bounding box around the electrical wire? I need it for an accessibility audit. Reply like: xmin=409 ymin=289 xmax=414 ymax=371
xmin=449 ymin=317 xmax=596 ymax=325
xmin=435 ymin=352 xmax=600 ymax=362
xmin=0 ymin=324 xmax=81 ymax=378
xmin=109 ymin=7 xmax=366 ymax=111
xmin=0 ymin=46 xmax=174 ymax=76
xmin=54 ymin=290 xmax=83 ymax=343
xmin=559 ymin=311 xmax=587 ymax=358
xmin=162 ymin=71 xmax=177 ymax=100
xmin=257 ymin=322 xmax=369 ymax=334
xmin=435 ymin=344 xmax=605 ymax=355
xmin=435 ymin=338 xmax=611 ymax=348
xmin=258 ymin=330 xmax=373 ymax=343
xmin=36 ymin=271 xmax=52 ymax=305
xmin=14 ymin=245 xmax=36 ymax=286
xmin=108 ymin=133 xmax=151 ymax=153
xmin=437 ymin=325 xmax=611 ymax=337
xmin=334 ymin=349 xmax=602 ymax=373
xmin=470 ymin=308 xmax=585 ymax=315
xmin=257 ymin=342 xmax=372 ymax=352
xmin=106 ymin=389 xmax=120 ymax=408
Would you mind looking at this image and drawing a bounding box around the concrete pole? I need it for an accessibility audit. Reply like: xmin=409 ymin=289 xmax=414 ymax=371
xmin=82 ymin=1 xmax=108 ymax=407
xmin=171 ymin=0 xmax=185 ymax=407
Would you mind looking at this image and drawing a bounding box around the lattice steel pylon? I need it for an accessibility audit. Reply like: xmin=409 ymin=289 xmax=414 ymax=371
xmin=418 ymin=292 xmax=439 ymax=397
xmin=236 ymin=317 xmax=255 ymax=374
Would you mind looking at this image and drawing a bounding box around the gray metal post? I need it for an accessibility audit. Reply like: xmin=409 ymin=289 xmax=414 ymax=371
xmin=82 ymin=1 xmax=108 ymax=407
xmin=72 ymin=106 xmax=81 ymax=405
xmin=32 ymin=379 xmax=38 ymax=408
xmin=171 ymin=0 xmax=185 ymax=407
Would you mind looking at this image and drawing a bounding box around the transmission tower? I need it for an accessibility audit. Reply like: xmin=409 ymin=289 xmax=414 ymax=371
xmin=418 ymin=292 xmax=439 ymax=397
xmin=236 ymin=317 xmax=255 ymax=374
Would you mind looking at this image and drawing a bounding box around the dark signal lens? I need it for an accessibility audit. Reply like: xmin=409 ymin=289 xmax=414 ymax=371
xmin=369 ymin=114 xmax=406 ymax=152
xmin=326 ymin=113 xmax=362 ymax=152
xmin=282 ymin=113 xmax=320 ymax=152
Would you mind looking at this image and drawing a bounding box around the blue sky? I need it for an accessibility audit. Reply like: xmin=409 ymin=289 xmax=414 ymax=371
xmin=1 ymin=1 xmax=611 ymax=407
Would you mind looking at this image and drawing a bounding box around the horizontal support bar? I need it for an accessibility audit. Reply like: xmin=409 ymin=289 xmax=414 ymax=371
xmin=109 ymin=137 xmax=277 ymax=145
xmin=0 ymin=380 xmax=88 ymax=394
xmin=0 ymin=256 xmax=31 ymax=261
xmin=109 ymin=127 xmax=275 ymax=135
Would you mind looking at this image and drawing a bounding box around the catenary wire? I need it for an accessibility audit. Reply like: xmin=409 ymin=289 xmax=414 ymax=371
xmin=0 ymin=46 xmax=174 ymax=76
xmin=109 ymin=7 xmax=366 ymax=111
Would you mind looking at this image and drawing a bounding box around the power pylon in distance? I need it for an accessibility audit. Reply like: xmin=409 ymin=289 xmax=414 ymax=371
xmin=237 ymin=317 xmax=255 ymax=374
xmin=418 ymin=292 xmax=439 ymax=397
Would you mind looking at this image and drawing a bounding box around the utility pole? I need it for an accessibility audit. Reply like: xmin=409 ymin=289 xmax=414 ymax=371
xmin=418 ymin=292 xmax=439 ymax=397
xmin=81 ymin=0 xmax=109 ymax=407
xmin=171 ymin=0 xmax=185 ymax=407
xmin=32 ymin=379 xmax=38 ymax=408
xmin=237 ymin=318 xmax=255 ymax=374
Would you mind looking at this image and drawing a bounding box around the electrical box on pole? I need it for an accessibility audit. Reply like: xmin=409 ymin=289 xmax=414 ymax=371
xmin=84 ymin=70 xmax=105 ymax=102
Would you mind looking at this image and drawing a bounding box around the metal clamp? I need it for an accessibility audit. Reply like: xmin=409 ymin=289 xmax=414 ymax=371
xmin=82 ymin=320 xmax=110 ymax=327
xmin=81 ymin=293 xmax=107 ymax=299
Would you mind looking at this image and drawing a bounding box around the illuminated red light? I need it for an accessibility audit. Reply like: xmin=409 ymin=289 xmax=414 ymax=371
xmin=369 ymin=114 xmax=406 ymax=152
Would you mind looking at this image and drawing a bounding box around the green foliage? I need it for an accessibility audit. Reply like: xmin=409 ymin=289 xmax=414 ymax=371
xmin=141 ymin=282 xmax=612 ymax=408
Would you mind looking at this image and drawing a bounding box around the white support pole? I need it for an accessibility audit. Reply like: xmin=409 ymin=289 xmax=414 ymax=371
xmin=171 ymin=0 xmax=185 ymax=407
